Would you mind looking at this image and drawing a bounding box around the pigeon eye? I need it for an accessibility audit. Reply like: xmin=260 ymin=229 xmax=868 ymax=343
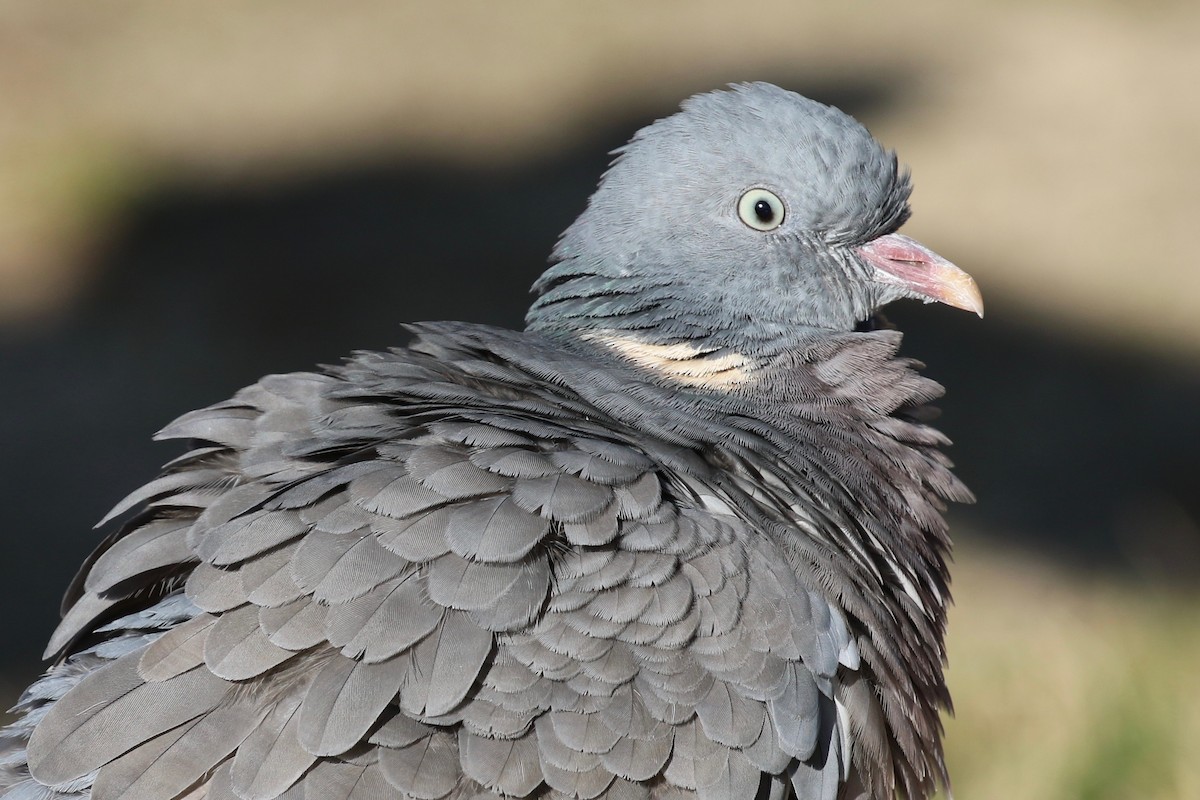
xmin=737 ymin=189 xmax=785 ymax=231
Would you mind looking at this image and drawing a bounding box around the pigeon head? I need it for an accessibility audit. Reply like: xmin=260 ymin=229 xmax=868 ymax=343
xmin=527 ymin=83 xmax=981 ymax=359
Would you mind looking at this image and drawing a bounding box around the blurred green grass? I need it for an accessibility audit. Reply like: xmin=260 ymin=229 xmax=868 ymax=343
xmin=943 ymin=538 xmax=1200 ymax=800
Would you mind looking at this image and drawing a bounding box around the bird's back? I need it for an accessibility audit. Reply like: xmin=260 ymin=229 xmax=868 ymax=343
xmin=0 ymin=323 xmax=880 ymax=800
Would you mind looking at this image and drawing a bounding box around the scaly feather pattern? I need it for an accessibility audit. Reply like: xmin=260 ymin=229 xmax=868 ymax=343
xmin=0 ymin=322 xmax=966 ymax=800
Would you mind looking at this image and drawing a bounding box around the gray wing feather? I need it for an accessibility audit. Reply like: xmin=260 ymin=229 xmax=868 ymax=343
xmin=266 ymin=462 xmax=381 ymax=511
xmin=566 ymin=551 xmax=636 ymax=594
xmin=367 ymin=715 xmax=434 ymax=748
xmin=83 ymin=519 xmax=193 ymax=595
xmin=578 ymin=642 xmax=639 ymax=687
xmin=301 ymin=760 xmax=393 ymax=800
xmin=481 ymin=654 xmax=541 ymax=694
xmin=562 ymin=502 xmax=620 ymax=548
xmin=468 ymin=557 xmax=551 ymax=633
xmin=349 ymin=469 xmax=447 ymax=520
xmin=26 ymin=653 xmax=230 ymax=785
xmin=137 ymin=614 xmax=216 ymax=682
xmin=377 ymin=732 xmax=459 ymax=800
xmin=309 ymin=535 xmax=408 ymax=605
xmin=599 ymin=735 xmax=672 ymax=782
xmin=259 ymin=597 xmax=328 ymax=651
xmin=596 ymin=684 xmax=667 ymax=744
xmin=373 ymin=507 xmax=453 ymax=561
xmin=155 ymin=404 xmax=257 ymax=445
xmin=230 ymin=695 xmax=315 ymax=800
xmin=95 ymin=469 xmax=228 ymax=529
xmin=659 ymin=721 xmax=720 ymax=791
xmin=42 ymin=592 xmax=119 ymax=659
xmin=836 ymin=672 xmax=894 ymax=800
xmin=510 ymin=475 xmax=613 ymax=523
xmin=618 ymin=519 xmax=678 ymax=553
xmin=429 ymin=421 xmax=534 ymax=449
xmin=426 ymin=555 xmax=525 ymax=611
xmin=626 ymin=552 xmax=677 ymax=588
xmin=539 ymin=757 xmax=614 ymax=799
xmin=694 ymin=680 xmax=765 ymax=748
xmin=458 ymin=730 xmax=542 ymax=798
xmin=644 ymin=605 xmax=700 ymax=650
xmin=89 ymin=721 xmax=197 ymax=800
xmin=90 ymin=703 xmax=257 ymax=800
xmin=695 ymin=749 xmax=760 ymax=800
xmin=632 ymin=572 xmax=692 ymax=626
xmin=533 ymin=719 xmax=604 ymax=785
xmin=444 ymin=497 xmax=549 ymax=562
xmin=786 ymin=733 xmax=841 ymax=800
xmin=307 ymin=498 xmax=375 ymax=536
xmin=529 ymin=618 xmax=610 ymax=664
xmin=550 ymin=450 xmax=646 ymax=487
xmin=246 ymin=552 xmax=309 ymax=608
xmin=202 ymin=761 xmax=237 ymax=800
xmin=633 ymin=675 xmax=695 ymax=726
xmin=298 ymin=655 xmax=406 ymax=757
xmin=456 ymin=696 xmax=537 ymax=739
xmin=408 ymin=448 xmax=512 ymax=501
xmin=324 ymin=575 xmax=440 ymax=663
xmin=741 ymin=710 xmax=790 ymax=774
xmin=290 ymin=531 xmax=369 ymax=594
xmin=546 ymin=712 xmax=620 ymax=756
xmin=468 ymin=448 xmax=557 ymax=479
xmin=603 ymin=777 xmax=651 ymax=800
xmin=688 ymin=580 xmax=740 ymax=638
xmin=236 ymin=542 xmax=302 ymax=597
xmin=611 ymin=473 xmax=662 ymax=520
xmin=767 ymin=663 xmax=821 ymax=761
xmin=203 ymin=603 xmax=295 ymax=681
xmin=187 ymin=483 xmax=275 ymax=542
xmin=398 ymin=611 xmax=493 ymax=717
xmin=199 ymin=510 xmax=309 ymax=567
xmin=185 ymin=563 xmax=247 ymax=613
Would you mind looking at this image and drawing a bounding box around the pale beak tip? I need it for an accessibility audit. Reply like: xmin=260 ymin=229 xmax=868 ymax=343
xmin=954 ymin=274 xmax=985 ymax=319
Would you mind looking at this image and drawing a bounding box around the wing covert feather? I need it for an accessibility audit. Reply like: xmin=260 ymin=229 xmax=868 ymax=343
xmin=230 ymin=696 xmax=316 ymax=800
xmin=298 ymin=655 xmax=406 ymax=757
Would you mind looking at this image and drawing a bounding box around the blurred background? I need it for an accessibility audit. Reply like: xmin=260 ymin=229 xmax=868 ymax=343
xmin=1 ymin=2 xmax=1197 ymax=798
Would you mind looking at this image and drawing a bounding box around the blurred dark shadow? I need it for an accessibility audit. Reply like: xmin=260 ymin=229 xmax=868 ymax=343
xmin=2 ymin=75 xmax=1197 ymax=696
xmin=889 ymin=299 xmax=1200 ymax=573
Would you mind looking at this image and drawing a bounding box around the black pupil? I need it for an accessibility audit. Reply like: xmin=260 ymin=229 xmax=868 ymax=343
xmin=753 ymin=199 xmax=775 ymax=222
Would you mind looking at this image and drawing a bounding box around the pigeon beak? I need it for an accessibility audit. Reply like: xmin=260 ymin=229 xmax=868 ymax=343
xmin=855 ymin=233 xmax=984 ymax=317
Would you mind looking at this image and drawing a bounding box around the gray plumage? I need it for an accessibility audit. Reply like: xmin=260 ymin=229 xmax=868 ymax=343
xmin=230 ymin=695 xmax=314 ymax=800
xmin=0 ymin=83 xmax=981 ymax=800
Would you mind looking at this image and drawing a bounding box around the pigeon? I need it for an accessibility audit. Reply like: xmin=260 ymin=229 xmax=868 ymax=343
xmin=0 ymin=83 xmax=981 ymax=800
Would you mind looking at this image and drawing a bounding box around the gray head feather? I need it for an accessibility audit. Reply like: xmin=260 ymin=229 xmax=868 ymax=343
xmin=527 ymin=83 xmax=914 ymax=345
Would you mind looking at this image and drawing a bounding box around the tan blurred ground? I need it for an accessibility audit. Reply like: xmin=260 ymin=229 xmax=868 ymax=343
xmin=2 ymin=0 xmax=1199 ymax=351
xmin=1 ymin=2 xmax=1197 ymax=799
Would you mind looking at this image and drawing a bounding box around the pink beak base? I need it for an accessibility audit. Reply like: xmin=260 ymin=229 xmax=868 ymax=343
xmin=855 ymin=233 xmax=984 ymax=317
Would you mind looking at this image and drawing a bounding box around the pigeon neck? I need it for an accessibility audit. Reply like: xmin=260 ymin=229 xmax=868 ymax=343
xmin=530 ymin=313 xmax=859 ymax=397
xmin=527 ymin=281 xmax=836 ymax=391
xmin=575 ymin=331 xmax=758 ymax=390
